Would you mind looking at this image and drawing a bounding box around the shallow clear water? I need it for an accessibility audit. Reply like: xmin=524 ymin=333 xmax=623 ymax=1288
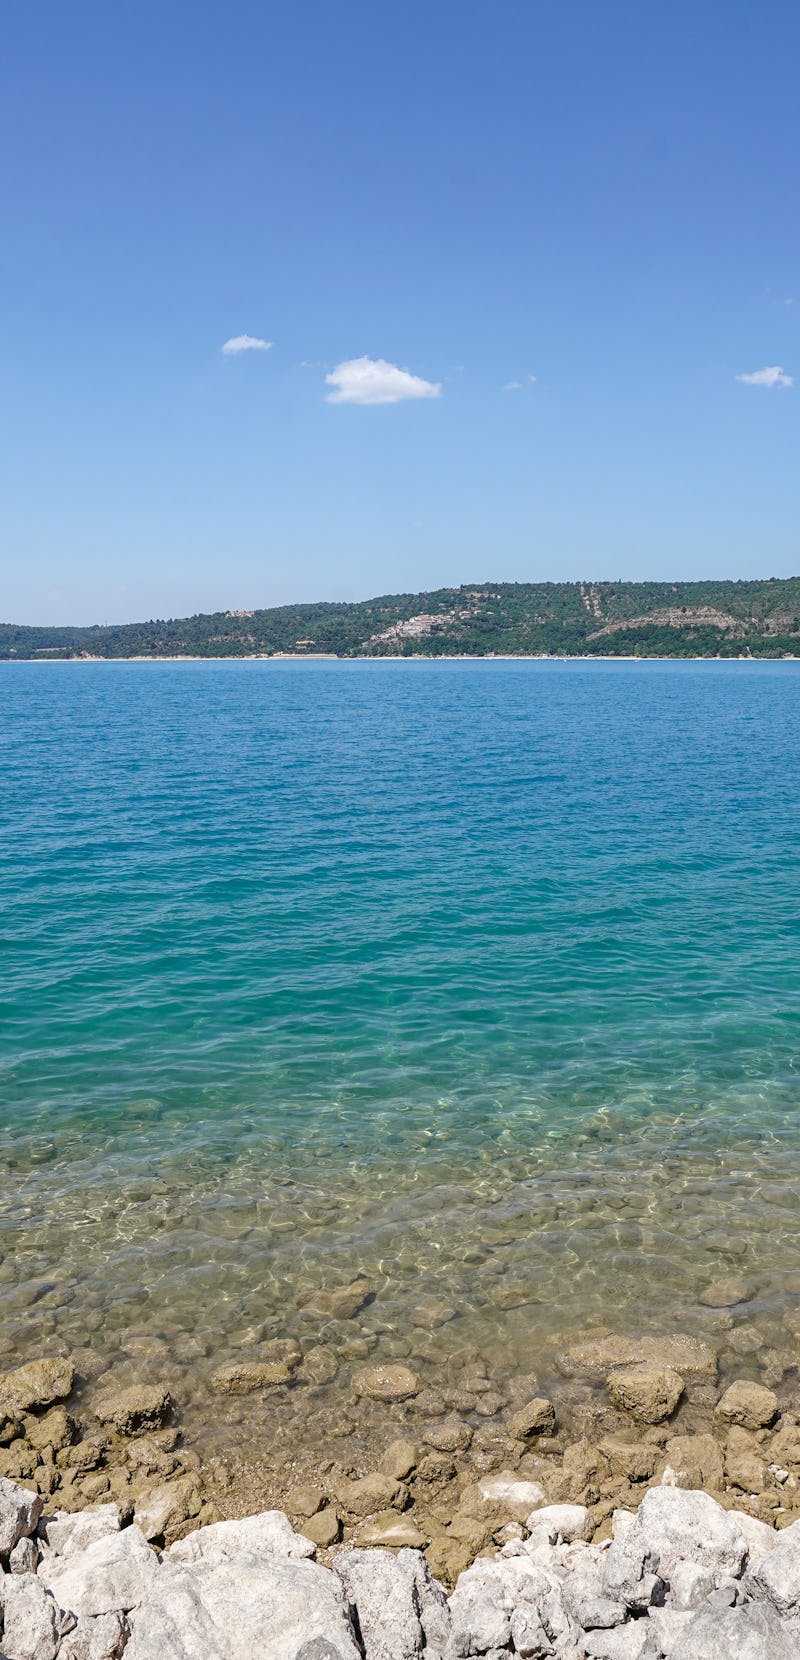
xmin=2 ymin=660 xmax=800 ymax=1453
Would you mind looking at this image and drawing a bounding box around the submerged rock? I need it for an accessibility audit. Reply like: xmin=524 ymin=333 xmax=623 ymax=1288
xmin=353 ymin=1364 xmax=421 ymax=1403
xmin=211 ymin=1359 xmax=293 ymax=1392
xmin=305 ymin=1278 xmax=374 ymax=1321
xmin=559 ymin=1331 xmax=717 ymax=1381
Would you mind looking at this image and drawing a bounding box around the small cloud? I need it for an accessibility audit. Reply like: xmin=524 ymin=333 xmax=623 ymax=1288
xmin=325 ymin=356 xmax=441 ymax=405
xmin=221 ymin=334 xmax=272 ymax=355
xmin=528 ymin=373 xmax=537 ymax=383
xmin=504 ymin=381 xmax=523 ymax=391
xmin=736 ymin=365 xmax=793 ymax=388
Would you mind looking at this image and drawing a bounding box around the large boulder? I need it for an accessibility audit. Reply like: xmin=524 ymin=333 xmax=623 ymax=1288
xmin=92 ymin=1385 xmax=172 ymax=1437
xmin=0 ymin=1358 xmax=75 ymax=1417
xmin=0 ymin=1475 xmax=42 ymax=1555
xmin=677 ymin=1602 xmax=796 ymax=1659
xmin=558 ymin=1332 xmax=716 ymax=1381
xmin=166 ymin=1510 xmax=316 ymax=1566
xmin=715 ymin=1381 xmax=780 ymax=1431
xmin=448 ymin=1554 xmax=555 ymax=1655
xmin=606 ymin=1365 xmax=684 ymax=1424
xmin=57 ymin=1611 xmax=129 ymax=1660
xmin=125 ymin=1553 xmax=361 ymax=1660
xmin=39 ymin=1504 xmax=122 ymax=1560
xmin=745 ymin=1529 xmax=800 ymax=1616
xmin=37 ymin=1524 xmax=159 ymax=1617
xmin=607 ymin=1486 xmax=747 ymax=1584
xmin=334 ymin=1547 xmax=433 ymax=1660
xmin=0 ymin=1570 xmax=65 ymax=1660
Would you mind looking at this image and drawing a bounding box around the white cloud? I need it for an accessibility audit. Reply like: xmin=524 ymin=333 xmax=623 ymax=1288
xmin=324 ymin=356 xmax=441 ymax=405
xmin=504 ymin=380 xmax=523 ymax=391
xmin=528 ymin=373 xmax=537 ymax=383
xmin=221 ymin=334 xmax=272 ymax=355
xmin=736 ymin=364 xmax=793 ymax=388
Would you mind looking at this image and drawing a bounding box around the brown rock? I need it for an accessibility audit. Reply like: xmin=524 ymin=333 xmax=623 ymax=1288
xmin=473 ymin=1390 xmax=506 ymax=1417
xmin=257 ymin=1339 xmax=302 ymax=1371
xmin=210 ymin=1361 xmax=292 ymax=1393
xmin=715 ymin=1381 xmax=779 ymax=1431
xmin=423 ymin=1417 xmax=473 ymax=1453
xmin=606 ymin=1365 xmax=685 ymax=1425
xmin=559 ymin=1333 xmax=716 ymax=1382
xmin=381 ymin=1438 xmax=418 ymax=1480
xmin=724 ymin=1427 xmax=768 ymax=1493
xmin=134 ymin=1473 xmax=202 ymax=1540
xmin=24 ymin=1407 xmax=74 ymax=1455
xmin=353 ymin=1363 xmax=421 ymax=1403
xmin=415 ymin=1452 xmax=456 ymax=1486
xmin=94 ymin=1384 xmax=173 ymax=1435
xmin=464 ymin=1470 xmax=548 ymax=1523
xmin=0 ymin=1357 xmax=75 ymax=1416
xmin=356 ymin=1511 xmax=428 ymax=1549
xmin=336 ymin=1471 xmax=407 ymax=1517
xmin=302 ymin=1506 xmax=341 ymax=1547
xmin=599 ymin=1437 xmax=659 ymax=1484
xmin=285 ymin=1483 xmax=325 ymax=1519
xmin=699 ymin=1277 xmax=751 ymax=1308
xmin=508 ymin=1397 xmax=557 ymax=1441
xmin=424 ymin=1534 xmax=472 ymax=1586
xmin=663 ymin=1431 xmax=724 ymax=1491
xmin=301 ymin=1345 xmax=339 ymax=1386
xmin=767 ymin=1419 xmax=800 ymax=1470
xmin=305 ymin=1278 xmax=373 ymax=1320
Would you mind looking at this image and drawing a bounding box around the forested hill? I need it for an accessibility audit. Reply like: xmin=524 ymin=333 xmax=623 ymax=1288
xmin=3 ymin=579 xmax=800 ymax=660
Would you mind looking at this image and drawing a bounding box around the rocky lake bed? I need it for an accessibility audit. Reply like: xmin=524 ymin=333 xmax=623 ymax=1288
xmin=4 ymin=1304 xmax=800 ymax=1657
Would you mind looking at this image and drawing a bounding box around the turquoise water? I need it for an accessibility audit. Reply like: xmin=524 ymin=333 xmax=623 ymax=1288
xmin=2 ymin=660 xmax=800 ymax=1453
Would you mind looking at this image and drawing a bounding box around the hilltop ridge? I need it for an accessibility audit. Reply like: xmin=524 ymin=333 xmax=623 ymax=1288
xmin=3 ymin=577 xmax=800 ymax=659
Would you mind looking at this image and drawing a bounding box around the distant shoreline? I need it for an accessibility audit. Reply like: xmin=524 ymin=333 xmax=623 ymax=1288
xmin=3 ymin=653 xmax=798 ymax=664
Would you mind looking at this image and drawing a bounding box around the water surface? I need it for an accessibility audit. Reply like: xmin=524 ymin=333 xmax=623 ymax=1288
xmin=2 ymin=660 xmax=799 ymax=1455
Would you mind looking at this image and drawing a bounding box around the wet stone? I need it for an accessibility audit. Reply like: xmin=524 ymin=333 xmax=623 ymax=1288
xmin=716 ymin=1380 xmax=780 ymax=1431
xmin=606 ymin=1365 xmax=685 ymax=1425
xmin=93 ymin=1386 xmax=172 ymax=1437
xmin=353 ymin=1364 xmax=421 ymax=1403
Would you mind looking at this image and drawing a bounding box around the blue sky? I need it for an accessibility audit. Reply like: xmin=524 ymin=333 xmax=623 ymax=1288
xmin=2 ymin=1 xmax=798 ymax=623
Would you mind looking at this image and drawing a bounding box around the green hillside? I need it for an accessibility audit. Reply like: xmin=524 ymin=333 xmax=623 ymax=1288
xmin=3 ymin=578 xmax=800 ymax=660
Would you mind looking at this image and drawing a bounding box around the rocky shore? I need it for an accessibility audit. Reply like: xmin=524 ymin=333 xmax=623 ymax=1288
xmin=3 ymin=1329 xmax=800 ymax=1656
xmin=2 ymin=1476 xmax=800 ymax=1657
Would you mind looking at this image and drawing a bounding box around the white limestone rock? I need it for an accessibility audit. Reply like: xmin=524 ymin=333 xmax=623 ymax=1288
xmin=0 ymin=1477 xmax=42 ymax=1557
xmin=525 ymin=1504 xmax=593 ymax=1545
xmin=8 ymin=1536 xmax=38 ymax=1574
xmin=37 ymin=1524 xmax=159 ymax=1617
xmin=124 ymin=1553 xmax=361 ymax=1660
xmin=39 ymin=1505 xmax=122 ymax=1561
xmin=0 ymin=1570 xmax=65 ymax=1660
xmin=449 ymin=1555 xmax=555 ymax=1655
xmin=745 ymin=1530 xmax=800 ymax=1616
xmin=609 ymin=1486 xmax=748 ymax=1582
xmin=334 ymin=1548 xmax=426 ymax=1659
xmin=58 ymin=1612 xmax=129 ymax=1660
xmin=677 ymin=1602 xmax=796 ymax=1659
xmin=166 ymin=1509 xmax=316 ymax=1566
